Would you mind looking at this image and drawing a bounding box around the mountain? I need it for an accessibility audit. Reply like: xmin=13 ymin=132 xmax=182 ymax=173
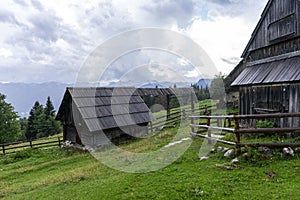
xmin=195 ymin=78 xmax=212 ymax=88
xmin=0 ymin=82 xmax=72 ymax=117
xmin=0 ymin=80 xmax=194 ymax=118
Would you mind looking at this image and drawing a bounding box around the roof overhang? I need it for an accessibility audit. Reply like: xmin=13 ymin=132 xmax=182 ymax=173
xmin=231 ymin=56 xmax=300 ymax=86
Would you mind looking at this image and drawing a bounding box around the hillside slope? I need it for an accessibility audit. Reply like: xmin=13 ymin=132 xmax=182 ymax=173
xmin=1 ymin=128 xmax=300 ymax=200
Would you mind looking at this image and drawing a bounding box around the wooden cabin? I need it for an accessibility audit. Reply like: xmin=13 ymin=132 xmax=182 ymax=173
xmin=56 ymin=87 xmax=153 ymax=148
xmin=56 ymin=87 xmax=193 ymax=148
xmin=231 ymin=0 xmax=300 ymax=127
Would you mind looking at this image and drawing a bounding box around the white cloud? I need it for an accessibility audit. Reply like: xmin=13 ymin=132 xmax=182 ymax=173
xmin=0 ymin=48 xmax=12 ymax=58
xmin=0 ymin=0 xmax=269 ymax=83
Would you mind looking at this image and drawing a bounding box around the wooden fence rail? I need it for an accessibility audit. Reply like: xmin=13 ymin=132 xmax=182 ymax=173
xmin=190 ymin=113 xmax=300 ymax=156
xmin=148 ymin=105 xmax=213 ymax=133
xmin=0 ymin=137 xmax=63 ymax=155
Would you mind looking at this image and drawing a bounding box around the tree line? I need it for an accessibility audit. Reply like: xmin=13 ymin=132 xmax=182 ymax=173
xmin=0 ymin=94 xmax=61 ymax=144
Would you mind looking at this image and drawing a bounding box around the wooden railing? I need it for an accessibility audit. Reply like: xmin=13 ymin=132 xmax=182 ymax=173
xmin=0 ymin=137 xmax=63 ymax=155
xmin=190 ymin=113 xmax=300 ymax=155
xmin=148 ymin=105 xmax=213 ymax=133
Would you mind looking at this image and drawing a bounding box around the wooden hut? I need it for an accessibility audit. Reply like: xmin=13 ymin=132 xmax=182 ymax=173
xmin=56 ymin=87 xmax=153 ymax=148
xmin=231 ymin=0 xmax=300 ymax=127
xmin=56 ymin=87 xmax=194 ymax=148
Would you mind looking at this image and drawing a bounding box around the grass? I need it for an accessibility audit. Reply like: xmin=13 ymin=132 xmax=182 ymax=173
xmin=1 ymin=125 xmax=300 ymax=199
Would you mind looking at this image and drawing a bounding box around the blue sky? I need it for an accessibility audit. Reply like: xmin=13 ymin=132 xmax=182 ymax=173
xmin=0 ymin=0 xmax=268 ymax=84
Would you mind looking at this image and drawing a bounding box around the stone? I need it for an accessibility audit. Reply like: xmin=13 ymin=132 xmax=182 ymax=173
xmin=224 ymin=149 xmax=234 ymax=157
xmin=258 ymin=147 xmax=273 ymax=157
xmin=242 ymin=152 xmax=248 ymax=158
xmin=210 ymin=148 xmax=216 ymax=154
xmin=282 ymin=147 xmax=294 ymax=157
xmin=217 ymin=146 xmax=224 ymax=152
xmin=199 ymin=156 xmax=209 ymax=161
xmin=231 ymin=158 xmax=239 ymax=164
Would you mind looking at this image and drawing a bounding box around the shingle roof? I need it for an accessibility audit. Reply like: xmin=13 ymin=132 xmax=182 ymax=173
xmin=59 ymin=87 xmax=154 ymax=132
xmin=231 ymin=56 xmax=300 ymax=86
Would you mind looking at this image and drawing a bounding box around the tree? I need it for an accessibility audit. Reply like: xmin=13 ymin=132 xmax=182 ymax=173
xmin=210 ymin=73 xmax=227 ymax=107
xmin=26 ymin=97 xmax=62 ymax=139
xmin=45 ymin=96 xmax=55 ymax=118
xmin=43 ymin=97 xmax=61 ymax=137
xmin=26 ymin=101 xmax=43 ymax=139
xmin=0 ymin=93 xmax=21 ymax=143
xmin=18 ymin=117 xmax=28 ymax=141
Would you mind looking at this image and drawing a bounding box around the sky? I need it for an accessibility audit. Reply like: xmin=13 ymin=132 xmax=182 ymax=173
xmin=0 ymin=0 xmax=269 ymax=85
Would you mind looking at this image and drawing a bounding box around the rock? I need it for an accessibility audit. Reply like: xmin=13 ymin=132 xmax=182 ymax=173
xmin=199 ymin=156 xmax=209 ymax=161
xmin=217 ymin=146 xmax=229 ymax=152
xmin=210 ymin=148 xmax=216 ymax=154
xmin=231 ymin=158 xmax=239 ymax=164
xmin=217 ymin=146 xmax=224 ymax=152
xmin=258 ymin=147 xmax=273 ymax=157
xmin=242 ymin=153 xmax=248 ymax=158
xmin=224 ymin=149 xmax=234 ymax=157
xmin=282 ymin=147 xmax=294 ymax=157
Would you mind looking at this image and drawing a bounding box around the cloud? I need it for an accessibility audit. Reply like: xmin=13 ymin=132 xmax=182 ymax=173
xmin=0 ymin=0 xmax=270 ymax=84
xmin=203 ymin=0 xmax=268 ymax=20
xmin=13 ymin=0 xmax=28 ymax=7
xmin=30 ymin=0 xmax=44 ymax=11
xmin=142 ymin=0 xmax=197 ymax=27
xmin=0 ymin=48 xmax=13 ymax=58
xmin=0 ymin=9 xmax=21 ymax=25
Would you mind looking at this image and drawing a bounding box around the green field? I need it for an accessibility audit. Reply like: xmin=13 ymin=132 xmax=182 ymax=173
xmin=1 ymin=125 xmax=300 ymax=200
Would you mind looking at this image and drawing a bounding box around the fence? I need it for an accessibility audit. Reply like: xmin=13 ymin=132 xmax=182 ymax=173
xmin=148 ymin=104 xmax=213 ymax=134
xmin=0 ymin=137 xmax=63 ymax=155
xmin=190 ymin=113 xmax=300 ymax=155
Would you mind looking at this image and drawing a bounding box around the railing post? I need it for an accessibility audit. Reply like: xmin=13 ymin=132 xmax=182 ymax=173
xmin=191 ymin=117 xmax=195 ymax=134
xmin=207 ymin=117 xmax=212 ymax=144
xmin=191 ymin=92 xmax=194 ymax=114
xmin=58 ymin=137 xmax=61 ymax=148
xmin=234 ymin=117 xmax=241 ymax=156
xmin=2 ymin=145 xmax=5 ymax=155
xmin=150 ymin=121 xmax=153 ymax=134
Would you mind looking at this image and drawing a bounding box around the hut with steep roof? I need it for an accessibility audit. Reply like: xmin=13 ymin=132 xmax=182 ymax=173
xmin=231 ymin=0 xmax=300 ymax=127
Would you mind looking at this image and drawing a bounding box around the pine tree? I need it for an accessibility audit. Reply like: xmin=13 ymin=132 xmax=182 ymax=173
xmin=0 ymin=93 xmax=21 ymax=143
xmin=26 ymin=101 xmax=43 ymax=139
xmin=26 ymin=98 xmax=62 ymax=139
xmin=45 ymin=96 xmax=55 ymax=118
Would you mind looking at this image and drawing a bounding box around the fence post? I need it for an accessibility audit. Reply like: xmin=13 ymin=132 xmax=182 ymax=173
xmin=2 ymin=145 xmax=5 ymax=155
xmin=207 ymin=117 xmax=212 ymax=145
xmin=191 ymin=92 xmax=194 ymax=114
xmin=166 ymin=95 xmax=170 ymax=120
xmin=183 ymin=109 xmax=186 ymax=120
xmin=58 ymin=137 xmax=61 ymax=148
xmin=234 ymin=117 xmax=241 ymax=156
xmin=191 ymin=117 xmax=195 ymax=134
xmin=150 ymin=121 xmax=153 ymax=134
xmin=30 ymin=140 xmax=33 ymax=148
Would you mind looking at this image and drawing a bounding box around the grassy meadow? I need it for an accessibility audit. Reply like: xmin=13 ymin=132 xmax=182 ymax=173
xmin=1 ymin=124 xmax=300 ymax=199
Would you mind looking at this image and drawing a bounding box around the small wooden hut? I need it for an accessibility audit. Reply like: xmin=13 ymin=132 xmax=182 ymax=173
xmin=56 ymin=87 xmax=153 ymax=148
xmin=56 ymin=87 xmax=194 ymax=148
xmin=231 ymin=0 xmax=300 ymax=127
